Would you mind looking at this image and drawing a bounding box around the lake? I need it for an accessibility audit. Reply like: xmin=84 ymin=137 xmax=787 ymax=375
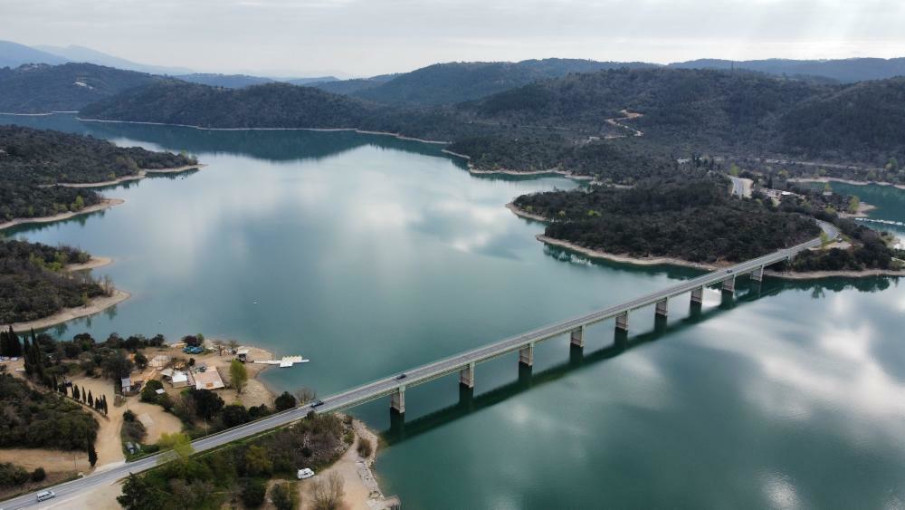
xmin=3 ymin=114 xmax=904 ymax=509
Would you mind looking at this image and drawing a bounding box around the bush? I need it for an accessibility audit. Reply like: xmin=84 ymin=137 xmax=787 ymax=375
xmin=123 ymin=409 xmax=136 ymax=422
xmin=357 ymin=438 xmax=373 ymax=458
xmin=0 ymin=462 xmax=29 ymax=487
xmin=274 ymin=391 xmax=297 ymax=411
xmin=30 ymin=467 xmax=46 ymax=482
xmin=140 ymin=379 xmax=164 ymax=403
xmin=242 ymin=478 xmax=267 ymax=508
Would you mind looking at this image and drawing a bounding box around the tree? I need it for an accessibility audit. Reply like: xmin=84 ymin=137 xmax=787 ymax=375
xmin=212 ymin=339 xmax=224 ymax=356
xmin=242 ymin=478 xmax=267 ymax=508
xmin=118 ymin=473 xmax=166 ymax=510
xmin=244 ymin=445 xmax=272 ymax=476
xmin=270 ymin=482 xmax=296 ymax=510
xmin=158 ymin=432 xmax=193 ymax=464
xmin=295 ymin=387 xmax=316 ymax=405
xmin=73 ymin=384 xmax=80 ymax=400
xmin=312 ymin=472 xmax=344 ymax=510
xmin=88 ymin=440 xmax=98 ymax=467
xmin=274 ymin=391 xmax=297 ymax=411
xmin=230 ymin=359 xmax=248 ymax=395
xmin=227 ymin=339 xmax=239 ymax=354
xmin=848 ymin=195 xmax=861 ymax=214
xmin=187 ymin=388 xmax=223 ymax=421
xmin=220 ymin=404 xmax=250 ymax=428
xmin=134 ymin=352 xmax=148 ymax=370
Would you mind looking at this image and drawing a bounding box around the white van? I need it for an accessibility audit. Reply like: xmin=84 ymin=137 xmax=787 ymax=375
xmin=297 ymin=468 xmax=315 ymax=479
xmin=36 ymin=490 xmax=56 ymax=501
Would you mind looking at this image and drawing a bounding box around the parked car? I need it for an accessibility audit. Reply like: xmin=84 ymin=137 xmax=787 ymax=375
xmin=297 ymin=468 xmax=315 ymax=479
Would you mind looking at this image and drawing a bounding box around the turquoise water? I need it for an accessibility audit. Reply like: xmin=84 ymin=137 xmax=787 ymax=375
xmin=2 ymin=114 xmax=904 ymax=509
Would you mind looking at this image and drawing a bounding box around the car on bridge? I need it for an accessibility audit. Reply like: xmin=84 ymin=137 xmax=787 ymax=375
xmin=310 ymin=399 xmax=324 ymax=408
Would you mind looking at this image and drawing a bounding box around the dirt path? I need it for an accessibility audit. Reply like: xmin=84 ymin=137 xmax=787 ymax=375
xmin=604 ymin=109 xmax=644 ymax=138
xmin=298 ymin=419 xmax=394 ymax=510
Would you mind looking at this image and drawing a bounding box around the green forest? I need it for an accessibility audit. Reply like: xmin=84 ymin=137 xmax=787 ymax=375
xmin=514 ymin=174 xmax=822 ymax=263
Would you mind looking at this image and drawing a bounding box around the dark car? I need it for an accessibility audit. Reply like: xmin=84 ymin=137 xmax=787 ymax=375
xmin=396 ymin=373 xmax=407 ymax=380
xmin=310 ymin=399 xmax=325 ymax=408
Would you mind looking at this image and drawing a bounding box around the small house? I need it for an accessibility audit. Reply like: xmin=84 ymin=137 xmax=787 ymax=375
xmin=162 ymin=369 xmax=191 ymax=388
xmin=193 ymin=368 xmax=225 ymax=391
xmin=121 ymin=377 xmax=134 ymax=395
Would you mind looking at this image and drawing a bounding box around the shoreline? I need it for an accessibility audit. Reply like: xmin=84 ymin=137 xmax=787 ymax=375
xmin=51 ymin=164 xmax=203 ymax=189
xmin=441 ymin=150 xmax=595 ymax=181
xmin=0 ymin=198 xmax=125 ymax=231
xmin=8 ymin=288 xmax=131 ymax=331
xmin=538 ymin=235 xmax=905 ymax=279
xmin=788 ymin=177 xmax=905 ymax=191
xmin=77 ymin=117 xmax=451 ymax=145
xmin=66 ymin=256 xmax=113 ymax=272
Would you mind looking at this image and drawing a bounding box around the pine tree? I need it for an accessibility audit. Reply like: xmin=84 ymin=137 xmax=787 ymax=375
xmin=0 ymin=330 xmax=8 ymax=357
xmin=102 ymin=395 xmax=108 ymax=415
xmin=88 ymin=391 xmax=94 ymax=408
xmin=88 ymin=439 xmax=97 ymax=467
xmin=21 ymin=336 xmax=32 ymax=376
xmin=73 ymin=384 xmax=80 ymax=400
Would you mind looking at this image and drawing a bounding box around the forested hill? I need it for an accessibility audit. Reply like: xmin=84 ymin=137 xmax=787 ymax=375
xmin=0 ymin=125 xmax=195 ymax=222
xmin=514 ymin=175 xmax=821 ymax=264
xmin=670 ymin=57 xmax=905 ymax=84
xmin=463 ymin=68 xmax=823 ymax=147
xmin=0 ymin=63 xmax=159 ymax=113
xmin=79 ymin=80 xmax=374 ymax=129
xmin=778 ymin=77 xmax=905 ymax=164
xmin=347 ymin=59 xmax=657 ymax=106
xmin=462 ymin=68 xmax=905 ymax=165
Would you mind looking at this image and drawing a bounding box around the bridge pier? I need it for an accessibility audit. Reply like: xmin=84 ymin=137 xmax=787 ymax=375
xmin=459 ymin=362 xmax=475 ymax=389
xmin=570 ymin=326 xmax=585 ymax=348
xmin=691 ymin=286 xmax=704 ymax=304
xmin=721 ymin=276 xmax=736 ymax=293
xmin=391 ymin=387 xmax=406 ymax=414
xmin=749 ymin=266 xmax=764 ymax=282
xmin=519 ymin=343 xmax=534 ymax=367
xmin=616 ymin=311 xmax=629 ymax=332
xmin=655 ymin=298 xmax=668 ymax=317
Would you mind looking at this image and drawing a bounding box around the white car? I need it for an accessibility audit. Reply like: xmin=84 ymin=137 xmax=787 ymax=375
xmin=36 ymin=490 xmax=56 ymax=502
xmin=297 ymin=468 xmax=315 ymax=480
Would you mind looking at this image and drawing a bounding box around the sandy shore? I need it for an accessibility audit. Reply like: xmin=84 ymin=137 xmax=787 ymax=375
xmin=53 ymin=165 xmax=203 ymax=189
xmin=0 ymin=198 xmax=124 ymax=231
xmin=506 ymin=202 xmax=551 ymax=222
xmin=65 ymin=256 xmax=113 ymax=272
xmin=8 ymin=289 xmax=131 ymax=331
xmin=788 ymin=177 xmax=905 ymax=191
xmin=298 ymin=417 xmax=395 ymax=510
xmin=538 ymin=235 xmax=721 ymax=270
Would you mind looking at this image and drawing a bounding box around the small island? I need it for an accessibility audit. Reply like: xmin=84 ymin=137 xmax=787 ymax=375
xmin=0 ymin=125 xmax=201 ymax=328
xmin=512 ymin=171 xmax=905 ymax=278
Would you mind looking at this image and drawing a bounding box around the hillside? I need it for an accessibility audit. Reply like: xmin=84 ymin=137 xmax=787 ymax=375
xmin=464 ymin=68 xmax=824 ymax=149
xmin=177 ymin=73 xmax=275 ymax=89
xmin=0 ymin=125 xmax=195 ymax=221
xmin=778 ymin=77 xmax=905 ymax=166
xmin=34 ymin=44 xmax=193 ymax=75
xmin=671 ymin=57 xmax=905 ymax=84
xmin=350 ymin=59 xmax=656 ymax=106
xmin=0 ymin=40 xmax=67 ymax=69
xmin=0 ymin=63 xmax=159 ymax=113
xmin=310 ymin=74 xmax=397 ymax=95
xmin=79 ymin=80 xmax=373 ymax=129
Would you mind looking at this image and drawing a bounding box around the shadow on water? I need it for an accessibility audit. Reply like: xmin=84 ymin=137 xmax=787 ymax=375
xmin=381 ymin=275 xmax=897 ymax=444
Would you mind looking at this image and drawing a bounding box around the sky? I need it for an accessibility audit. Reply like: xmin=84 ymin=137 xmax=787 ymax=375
xmin=1 ymin=0 xmax=903 ymax=77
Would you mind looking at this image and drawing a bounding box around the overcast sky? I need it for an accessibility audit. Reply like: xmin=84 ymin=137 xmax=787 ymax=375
xmin=1 ymin=0 xmax=903 ymax=77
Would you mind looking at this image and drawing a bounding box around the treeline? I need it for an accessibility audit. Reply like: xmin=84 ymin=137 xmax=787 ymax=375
xmin=118 ymin=412 xmax=351 ymax=510
xmin=0 ymin=240 xmax=109 ymax=323
xmin=514 ymin=175 xmax=822 ymax=263
xmin=448 ymin=135 xmax=676 ymax=182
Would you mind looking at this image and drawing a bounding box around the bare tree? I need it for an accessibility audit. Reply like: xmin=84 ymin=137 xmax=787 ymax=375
xmin=212 ymin=339 xmax=224 ymax=356
xmin=295 ymin=387 xmax=317 ymax=405
xmin=312 ymin=472 xmax=344 ymax=510
xmin=227 ymin=339 xmax=239 ymax=355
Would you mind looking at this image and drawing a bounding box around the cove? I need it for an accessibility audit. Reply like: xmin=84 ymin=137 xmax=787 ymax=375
xmin=2 ymin=114 xmax=904 ymax=509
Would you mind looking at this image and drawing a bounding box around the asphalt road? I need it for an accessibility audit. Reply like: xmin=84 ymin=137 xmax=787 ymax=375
xmin=1 ymin=236 xmax=823 ymax=509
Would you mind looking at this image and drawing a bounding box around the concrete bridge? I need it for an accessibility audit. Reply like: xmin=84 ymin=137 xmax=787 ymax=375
xmin=317 ymin=237 xmax=822 ymax=415
xmin=0 ymin=237 xmax=821 ymax=509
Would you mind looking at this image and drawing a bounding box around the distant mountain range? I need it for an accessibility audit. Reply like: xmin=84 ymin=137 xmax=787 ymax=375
xmin=34 ymin=44 xmax=193 ymax=75
xmin=668 ymin=58 xmax=905 ymax=84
